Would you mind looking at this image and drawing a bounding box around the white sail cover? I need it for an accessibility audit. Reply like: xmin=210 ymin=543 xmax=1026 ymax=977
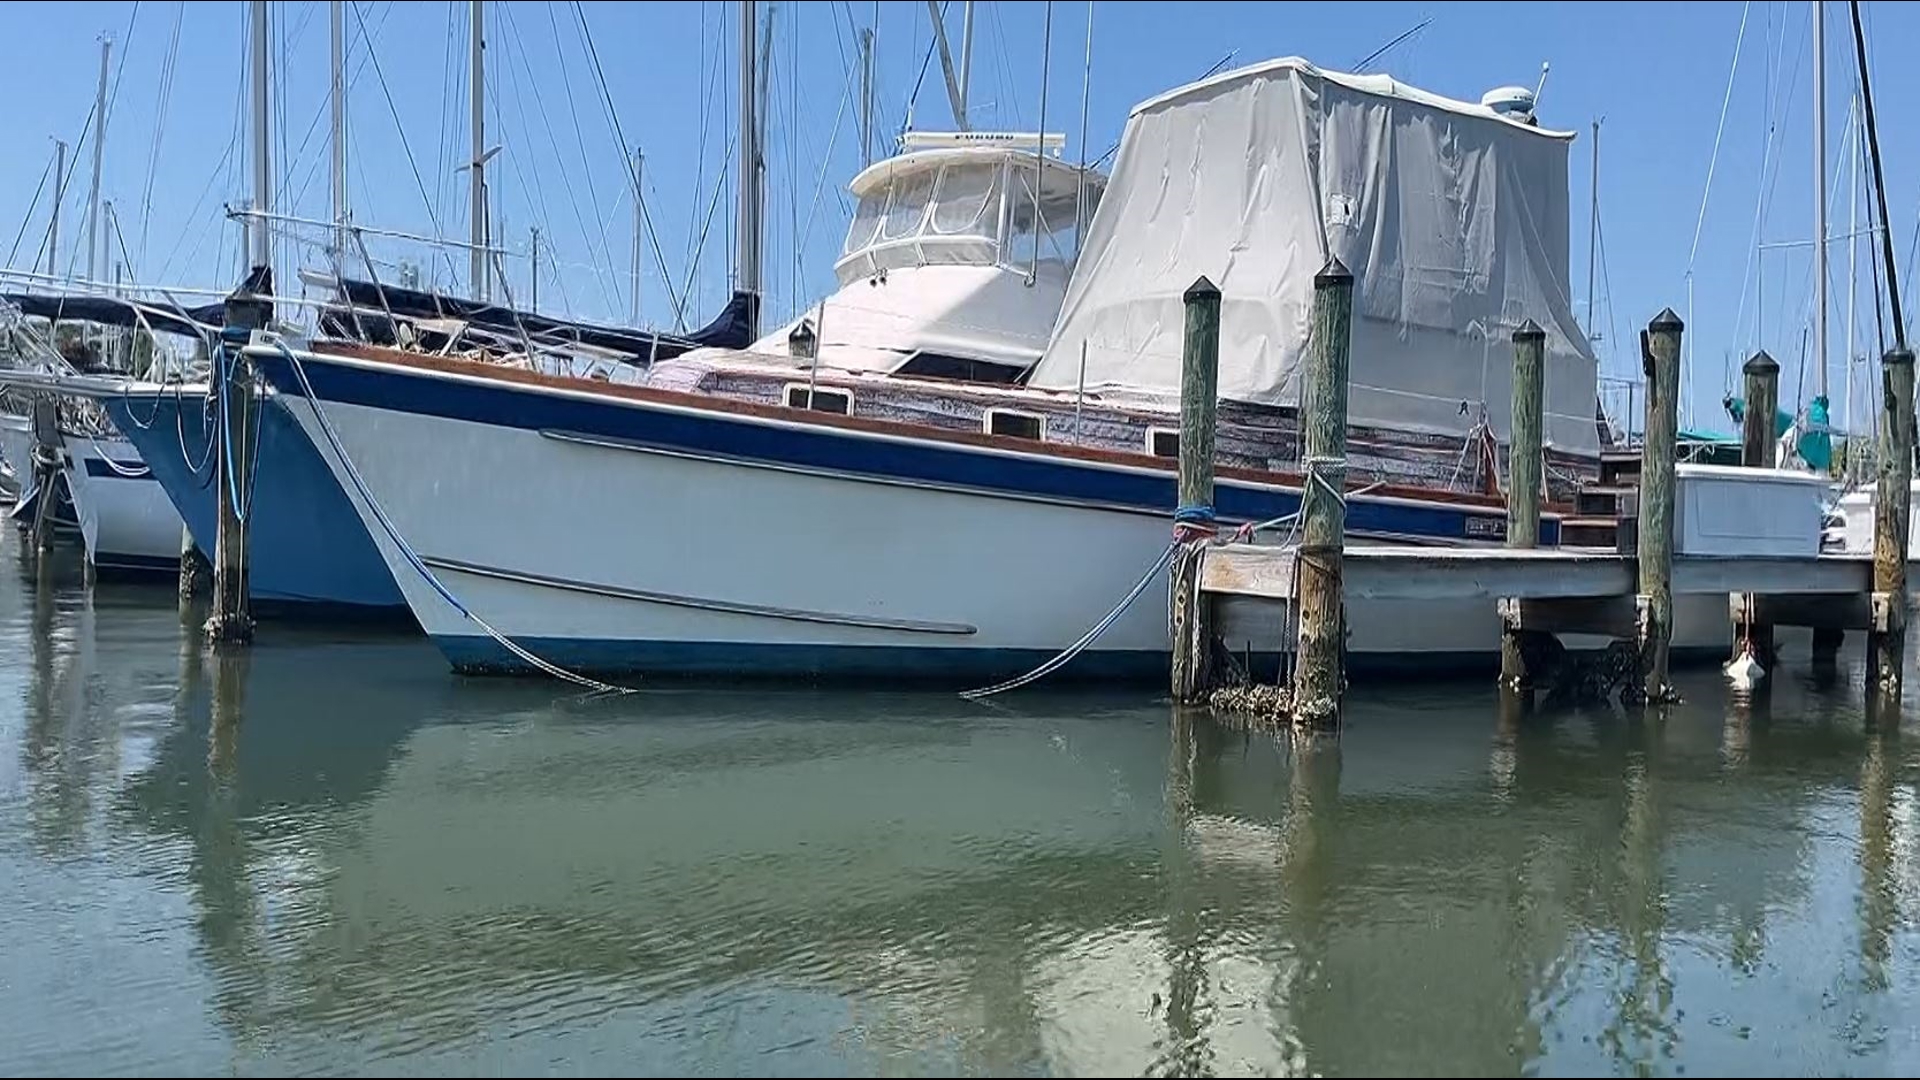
xmin=1030 ymin=58 xmax=1600 ymax=455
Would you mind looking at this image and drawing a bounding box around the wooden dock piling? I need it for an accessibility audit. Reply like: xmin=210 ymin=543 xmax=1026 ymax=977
xmin=1740 ymin=350 xmax=1780 ymax=469
xmin=1636 ymin=309 xmax=1684 ymax=704
xmin=206 ymin=296 xmax=267 ymax=646
xmin=1735 ymin=349 xmax=1781 ymax=668
xmin=1170 ymin=276 xmax=1222 ymax=704
xmin=1870 ymin=346 xmax=1914 ymax=694
xmin=1500 ymin=321 xmax=1548 ymax=689
xmin=1506 ymin=320 xmax=1546 ymax=549
xmin=1291 ymin=258 xmax=1355 ymax=728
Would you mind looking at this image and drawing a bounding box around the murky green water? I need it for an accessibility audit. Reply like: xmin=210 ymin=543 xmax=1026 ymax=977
xmin=5 ymin=527 xmax=1920 ymax=1077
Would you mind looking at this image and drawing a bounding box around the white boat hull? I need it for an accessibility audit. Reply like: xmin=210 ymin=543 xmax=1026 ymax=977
xmin=261 ymin=347 xmax=1734 ymax=681
xmin=61 ymin=433 xmax=182 ymax=573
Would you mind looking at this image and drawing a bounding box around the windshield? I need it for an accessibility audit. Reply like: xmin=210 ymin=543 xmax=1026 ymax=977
xmin=842 ymin=192 xmax=886 ymax=256
xmin=1004 ymin=168 xmax=1093 ymax=270
xmin=879 ymin=172 xmax=935 ymax=241
xmin=929 ymin=164 xmax=998 ymax=238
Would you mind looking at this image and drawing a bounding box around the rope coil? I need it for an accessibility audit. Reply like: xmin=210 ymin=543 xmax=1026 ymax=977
xmin=1172 ymin=503 xmax=1217 ymax=542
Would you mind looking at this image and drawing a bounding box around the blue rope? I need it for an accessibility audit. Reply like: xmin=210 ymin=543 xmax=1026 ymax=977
xmin=1173 ymin=504 xmax=1216 ymax=526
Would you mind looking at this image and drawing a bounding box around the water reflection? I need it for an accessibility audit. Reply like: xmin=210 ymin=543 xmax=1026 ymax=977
xmin=4 ymin=524 xmax=1920 ymax=1075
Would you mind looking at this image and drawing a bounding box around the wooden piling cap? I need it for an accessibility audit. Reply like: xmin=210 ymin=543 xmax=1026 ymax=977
xmin=1742 ymin=350 xmax=1779 ymax=375
xmin=1314 ymin=256 xmax=1353 ymax=286
xmin=1649 ymin=307 xmax=1684 ymax=332
xmin=1885 ymin=346 xmax=1915 ymax=367
xmin=1513 ymin=318 xmax=1545 ymax=341
xmin=1182 ymin=276 xmax=1220 ymax=303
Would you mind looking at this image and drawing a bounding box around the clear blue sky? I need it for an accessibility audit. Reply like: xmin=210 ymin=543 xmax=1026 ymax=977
xmin=2 ymin=1 xmax=1916 ymax=434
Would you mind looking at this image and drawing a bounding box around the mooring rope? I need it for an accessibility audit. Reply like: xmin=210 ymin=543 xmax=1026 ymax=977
xmin=80 ymin=431 xmax=153 ymax=479
xmin=959 ymin=538 xmax=1180 ymax=701
xmin=273 ymin=341 xmax=633 ymax=696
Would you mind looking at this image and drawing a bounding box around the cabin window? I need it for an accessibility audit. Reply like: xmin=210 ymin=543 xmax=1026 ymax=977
xmin=984 ymin=408 xmax=1045 ymax=441
xmin=843 ymin=192 xmax=886 ymax=255
xmin=880 ymin=172 xmax=936 ymax=242
xmin=784 ymin=384 xmax=852 ymax=415
xmin=929 ymin=164 xmax=999 ymax=237
xmin=1148 ymin=428 xmax=1180 ymax=459
xmin=1002 ymin=167 xmax=1084 ymax=271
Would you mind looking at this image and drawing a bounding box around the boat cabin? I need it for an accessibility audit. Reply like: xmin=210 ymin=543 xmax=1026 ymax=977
xmin=755 ymin=133 xmax=1104 ymax=383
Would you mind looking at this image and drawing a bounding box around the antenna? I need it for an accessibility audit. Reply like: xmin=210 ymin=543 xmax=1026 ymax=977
xmin=1532 ymin=61 xmax=1552 ymax=112
xmin=1352 ymin=16 xmax=1433 ymax=74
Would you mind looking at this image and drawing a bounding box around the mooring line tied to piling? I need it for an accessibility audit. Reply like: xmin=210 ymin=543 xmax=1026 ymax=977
xmin=961 ymin=504 xmax=1213 ymax=701
xmin=273 ymin=341 xmax=635 ymax=697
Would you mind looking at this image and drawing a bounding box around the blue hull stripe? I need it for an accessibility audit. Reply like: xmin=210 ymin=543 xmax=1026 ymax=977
xmin=91 ymin=551 xmax=178 ymax=574
xmin=433 ymin=635 xmax=1727 ymax=684
xmin=253 ymin=351 xmax=1552 ymax=546
xmin=102 ymin=394 xmax=409 ymax=614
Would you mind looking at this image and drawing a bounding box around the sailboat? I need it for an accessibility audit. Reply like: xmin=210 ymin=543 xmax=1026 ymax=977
xmin=232 ymin=38 xmax=1748 ymax=682
xmin=0 ymin=34 xmax=191 ymax=576
xmin=91 ymin=0 xmax=754 ymax=616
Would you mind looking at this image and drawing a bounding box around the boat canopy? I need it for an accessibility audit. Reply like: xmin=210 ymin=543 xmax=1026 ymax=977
xmin=323 ymin=279 xmax=759 ymax=364
xmin=2 ymin=292 xmax=222 ymax=339
xmin=1029 ymin=56 xmax=1601 ymax=456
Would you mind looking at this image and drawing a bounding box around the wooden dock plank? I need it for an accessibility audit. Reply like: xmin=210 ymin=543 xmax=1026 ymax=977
xmin=1201 ymin=543 xmax=1879 ymax=603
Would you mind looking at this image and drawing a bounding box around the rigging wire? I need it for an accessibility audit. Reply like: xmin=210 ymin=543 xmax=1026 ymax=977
xmin=990 ymin=1 xmax=1019 ymax=128
xmin=543 ymin=0 xmax=620 ymax=314
xmin=434 ymin=0 xmax=458 ymax=249
xmin=154 ymin=31 xmax=246 ymax=284
xmin=5 ymin=155 xmax=55 ymax=269
xmin=686 ymin=1 xmax=714 ymax=285
xmin=283 ymin=1 xmax=396 ymax=221
xmin=482 ymin=34 xmax=544 ymax=305
xmin=796 ymin=34 xmax=860 ymax=295
xmin=1682 ymin=0 xmax=1753 ymax=426
xmin=902 ymin=0 xmax=949 ymax=135
xmin=1731 ymin=0 xmax=1804 ymax=351
xmin=350 ymin=0 xmax=462 ymax=285
xmin=488 ymin=10 xmax=559 ymax=309
xmin=571 ymin=0 xmax=687 ymax=328
xmin=497 ymin=0 xmax=605 ymax=316
xmin=139 ymin=0 xmax=187 ymax=274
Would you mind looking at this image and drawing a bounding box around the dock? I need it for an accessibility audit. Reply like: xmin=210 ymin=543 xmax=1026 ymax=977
xmin=1168 ymin=262 xmax=1918 ymax=729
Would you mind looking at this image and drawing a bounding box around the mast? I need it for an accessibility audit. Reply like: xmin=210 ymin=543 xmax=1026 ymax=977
xmin=1029 ymin=1 xmax=1053 ymax=285
xmin=1846 ymin=94 xmax=1859 ymax=465
xmin=959 ymin=1 xmax=974 ymax=126
xmin=87 ymin=35 xmax=110 ymax=283
xmin=469 ymin=0 xmax=487 ymax=302
xmin=331 ymin=0 xmax=348 ymax=259
xmin=530 ymin=226 xmax=540 ymax=312
xmin=736 ymin=0 xmax=762 ymax=336
xmin=250 ymin=1 xmax=270 ymax=273
xmin=859 ymin=28 xmax=874 ymax=167
xmin=1587 ymin=119 xmax=1600 ymax=343
xmin=47 ymin=140 xmax=65 ymax=278
xmin=925 ymin=0 xmax=968 ymax=130
xmin=1073 ymin=0 xmax=1092 ymax=260
xmin=1814 ymin=0 xmax=1828 ymax=399
xmin=641 ymin=147 xmax=656 ymax=322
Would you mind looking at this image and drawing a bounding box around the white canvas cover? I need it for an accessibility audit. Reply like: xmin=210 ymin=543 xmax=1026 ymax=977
xmin=1029 ymin=58 xmax=1601 ymax=456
